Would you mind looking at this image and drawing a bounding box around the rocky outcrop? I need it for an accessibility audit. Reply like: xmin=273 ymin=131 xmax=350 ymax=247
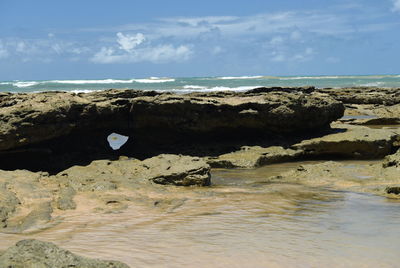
xmin=382 ymin=149 xmax=400 ymax=168
xmin=207 ymin=146 xmax=302 ymax=168
xmin=206 ymin=125 xmax=400 ymax=169
xmin=0 ymin=154 xmax=210 ymax=233
xmin=263 ymin=160 xmax=400 ymax=197
xmin=292 ymin=125 xmax=400 ymax=159
xmin=316 ymin=87 xmax=400 ymax=126
xmin=59 ymin=154 xmax=211 ymax=187
xmin=0 ymin=89 xmax=344 ymax=152
xmin=0 ymin=239 xmax=129 ymax=268
xmin=317 ymin=87 xmax=400 ymax=105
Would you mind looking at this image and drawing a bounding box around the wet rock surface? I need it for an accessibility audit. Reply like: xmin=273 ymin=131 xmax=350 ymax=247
xmin=0 ymin=155 xmax=210 ymax=234
xmin=316 ymin=87 xmax=400 ymax=126
xmin=206 ymin=125 xmax=400 ymax=168
xmin=0 ymin=239 xmax=129 ymax=268
xmin=0 ymin=89 xmax=343 ymax=150
xmin=1 ymin=87 xmax=400 ymax=266
xmin=207 ymin=146 xmax=303 ymax=168
xmin=0 ymin=89 xmax=344 ymax=172
xmin=317 ymin=87 xmax=400 ymax=105
xmin=292 ymin=124 xmax=400 ymax=159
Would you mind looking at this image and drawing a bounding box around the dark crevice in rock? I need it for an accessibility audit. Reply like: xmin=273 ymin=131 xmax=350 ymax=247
xmin=0 ymin=125 xmax=334 ymax=174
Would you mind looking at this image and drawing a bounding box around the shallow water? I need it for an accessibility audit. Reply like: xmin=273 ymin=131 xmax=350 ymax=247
xmin=1 ymin=160 xmax=399 ymax=268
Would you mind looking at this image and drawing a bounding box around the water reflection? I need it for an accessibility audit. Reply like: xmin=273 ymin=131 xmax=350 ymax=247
xmin=0 ymin=162 xmax=399 ymax=268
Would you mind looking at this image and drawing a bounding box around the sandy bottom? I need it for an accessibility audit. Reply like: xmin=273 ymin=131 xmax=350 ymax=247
xmin=1 ymin=160 xmax=399 ymax=268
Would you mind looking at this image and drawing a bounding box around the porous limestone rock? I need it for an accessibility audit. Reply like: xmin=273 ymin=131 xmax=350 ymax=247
xmin=0 ymin=239 xmax=129 ymax=268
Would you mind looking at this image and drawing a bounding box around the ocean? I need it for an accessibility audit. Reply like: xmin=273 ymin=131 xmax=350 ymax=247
xmin=1 ymin=75 xmax=400 ymax=93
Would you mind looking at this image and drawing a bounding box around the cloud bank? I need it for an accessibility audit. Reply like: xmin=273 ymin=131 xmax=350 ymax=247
xmin=1 ymin=5 xmax=398 ymax=68
xmin=393 ymin=0 xmax=400 ymax=12
xmin=91 ymin=32 xmax=192 ymax=63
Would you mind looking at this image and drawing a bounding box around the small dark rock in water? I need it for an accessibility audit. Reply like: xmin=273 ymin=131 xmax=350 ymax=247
xmin=0 ymin=239 xmax=130 ymax=268
xmin=386 ymin=186 xmax=400 ymax=195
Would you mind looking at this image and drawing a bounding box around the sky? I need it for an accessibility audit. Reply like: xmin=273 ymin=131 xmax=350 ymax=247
xmin=0 ymin=0 xmax=399 ymax=80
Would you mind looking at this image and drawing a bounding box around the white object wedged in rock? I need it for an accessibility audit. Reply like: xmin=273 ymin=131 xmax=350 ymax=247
xmin=107 ymin=133 xmax=129 ymax=150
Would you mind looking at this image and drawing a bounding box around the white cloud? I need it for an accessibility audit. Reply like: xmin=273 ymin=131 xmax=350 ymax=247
xmin=15 ymin=41 xmax=27 ymax=53
xmin=292 ymin=47 xmax=314 ymax=62
xmin=271 ymin=53 xmax=286 ymax=62
xmin=70 ymin=47 xmax=91 ymax=55
xmin=82 ymin=11 xmax=363 ymax=39
xmin=160 ymin=16 xmax=238 ymax=27
xmin=211 ymin=46 xmax=223 ymax=55
xmin=269 ymin=36 xmax=285 ymax=46
xmin=0 ymin=41 xmax=9 ymax=59
xmin=290 ymin=31 xmax=302 ymax=40
xmin=326 ymin=57 xmax=340 ymax=63
xmin=52 ymin=43 xmax=63 ymax=54
xmin=270 ymin=47 xmax=314 ymax=63
xmin=0 ymin=37 xmax=92 ymax=63
xmin=95 ymin=10 xmax=380 ymax=40
xmin=393 ymin=0 xmax=400 ymax=12
xmin=91 ymin=32 xmax=192 ymax=64
xmin=116 ymin=32 xmax=145 ymax=52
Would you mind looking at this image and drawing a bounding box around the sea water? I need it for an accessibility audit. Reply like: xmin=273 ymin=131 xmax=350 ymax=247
xmin=1 ymin=75 xmax=400 ymax=93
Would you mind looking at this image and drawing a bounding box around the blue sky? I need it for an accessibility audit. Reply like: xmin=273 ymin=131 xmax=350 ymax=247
xmin=0 ymin=0 xmax=399 ymax=80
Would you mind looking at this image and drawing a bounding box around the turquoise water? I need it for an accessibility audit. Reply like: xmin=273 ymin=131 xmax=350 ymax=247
xmin=1 ymin=75 xmax=400 ymax=93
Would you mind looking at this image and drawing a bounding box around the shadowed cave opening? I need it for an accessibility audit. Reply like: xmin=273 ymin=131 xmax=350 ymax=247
xmin=0 ymin=126 xmax=339 ymax=174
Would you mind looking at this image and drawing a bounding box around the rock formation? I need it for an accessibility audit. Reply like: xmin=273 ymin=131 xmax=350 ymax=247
xmin=0 ymin=155 xmax=210 ymax=233
xmin=0 ymin=89 xmax=344 ymax=172
xmin=0 ymin=239 xmax=129 ymax=268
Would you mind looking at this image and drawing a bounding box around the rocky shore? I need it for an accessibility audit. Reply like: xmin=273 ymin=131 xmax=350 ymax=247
xmin=1 ymin=86 xmax=400 ymax=267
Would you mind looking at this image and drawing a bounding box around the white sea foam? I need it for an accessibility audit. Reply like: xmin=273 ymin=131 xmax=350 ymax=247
xmin=13 ymin=81 xmax=40 ymax=88
xmin=218 ymin=76 xmax=263 ymax=80
xmin=49 ymin=79 xmax=135 ymax=84
xmin=70 ymin=89 xmax=100 ymax=93
xmin=183 ymin=85 xmax=207 ymax=90
xmin=359 ymin=82 xmax=385 ymax=87
xmin=279 ymin=76 xmax=341 ymax=80
xmin=166 ymin=86 xmax=257 ymax=93
xmin=204 ymin=86 xmax=256 ymax=92
xmin=133 ymin=77 xmax=175 ymax=83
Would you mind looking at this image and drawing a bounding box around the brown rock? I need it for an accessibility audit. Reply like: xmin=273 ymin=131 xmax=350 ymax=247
xmin=0 ymin=239 xmax=130 ymax=268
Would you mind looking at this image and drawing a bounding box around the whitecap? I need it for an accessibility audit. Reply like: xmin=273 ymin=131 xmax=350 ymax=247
xmin=165 ymin=86 xmax=258 ymax=93
xmin=359 ymin=82 xmax=385 ymax=87
xmin=279 ymin=76 xmax=341 ymax=80
xmin=70 ymin=89 xmax=100 ymax=93
xmin=183 ymin=85 xmax=207 ymax=90
xmin=13 ymin=81 xmax=40 ymax=88
xmin=217 ymin=76 xmax=263 ymax=80
xmin=49 ymin=79 xmax=135 ymax=84
xmin=133 ymin=77 xmax=175 ymax=83
xmin=203 ymin=86 xmax=257 ymax=92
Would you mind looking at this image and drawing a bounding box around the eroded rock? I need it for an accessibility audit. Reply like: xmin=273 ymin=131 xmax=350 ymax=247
xmin=0 ymin=89 xmax=344 ymax=153
xmin=263 ymin=161 xmax=394 ymax=196
xmin=317 ymin=87 xmax=400 ymax=105
xmin=382 ymin=149 xmax=400 ymax=168
xmin=57 ymin=154 xmax=211 ymax=188
xmin=292 ymin=125 xmax=400 ymax=159
xmin=0 ymin=154 xmax=210 ymax=233
xmin=0 ymin=239 xmax=129 ymax=268
xmin=207 ymin=146 xmax=302 ymax=168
